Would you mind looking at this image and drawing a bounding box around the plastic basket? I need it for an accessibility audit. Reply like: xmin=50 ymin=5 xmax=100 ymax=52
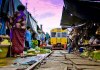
xmin=0 ymin=46 xmax=9 ymax=58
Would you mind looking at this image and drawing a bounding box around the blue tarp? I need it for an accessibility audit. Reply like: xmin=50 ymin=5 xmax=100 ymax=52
xmin=3 ymin=0 xmax=9 ymax=14
xmin=0 ymin=0 xmax=2 ymax=8
xmin=0 ymin=0 xmax=38 ymax=35
xmin=0 ymin=18 xmax=6 ymax=35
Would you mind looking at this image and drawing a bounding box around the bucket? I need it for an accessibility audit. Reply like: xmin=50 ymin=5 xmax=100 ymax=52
xmin=0 ymin=46 xmax=9 ymax=58
xmin=79 ymin=47 xmax=84 ymax=53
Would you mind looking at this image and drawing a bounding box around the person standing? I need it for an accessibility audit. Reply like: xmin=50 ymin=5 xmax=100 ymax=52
xmin=10 ymin=5 xmax=26 ymax=57
xmin=0 ymin=12 xmax=8 ymax=35
xmin=67 ymin=37 xmax=72 ymax=53
xmin=36 ymin=33 xmax=41 ymax=47
xmin=45 ymin=32 xmax=50 ymax=44
xmin=25 ymin=26 xmax=32 ymax=49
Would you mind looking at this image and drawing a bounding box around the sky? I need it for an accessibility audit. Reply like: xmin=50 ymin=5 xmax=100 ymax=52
xmin=20 ymin=0 xmax=64 ymax=34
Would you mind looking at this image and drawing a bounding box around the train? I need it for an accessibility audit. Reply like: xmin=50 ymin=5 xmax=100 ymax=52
xmin=50 ymin=28 xmax=68 ymax=50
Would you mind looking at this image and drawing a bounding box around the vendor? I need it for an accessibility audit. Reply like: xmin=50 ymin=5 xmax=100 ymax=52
xmin=92 ymin=34 xmax=100 ymax=45
xmin=94 ymin=27 xmax=100 ymax=44
xmin=89 ymin=28 xmax=100 ymax=45
xmin=89 ymin=28 xmax=100 ymax=50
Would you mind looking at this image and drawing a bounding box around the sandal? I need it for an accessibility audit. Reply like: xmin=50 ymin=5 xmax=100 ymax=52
xmin=13 ymin=54 xmax=17 ymax=58
xmin=20 ymin=53 xmax=24 ymax=58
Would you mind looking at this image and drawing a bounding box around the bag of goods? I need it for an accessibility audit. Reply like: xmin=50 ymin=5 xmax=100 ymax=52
xmin=80 ymin=51 xmax=88 ymax=57
xmin=91 ymin=50 xmax=100 ymax=60
xmin=27 ymin=48 xmax=36 ymax=56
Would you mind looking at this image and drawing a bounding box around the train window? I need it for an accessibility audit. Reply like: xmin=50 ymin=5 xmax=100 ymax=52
xmin=51 ymin=32 xmax=56 ymax=37
xmin=57 ymin=32 xmax=61 ymax=37
xmin=62 ymin=32 xmax=67 ymax=37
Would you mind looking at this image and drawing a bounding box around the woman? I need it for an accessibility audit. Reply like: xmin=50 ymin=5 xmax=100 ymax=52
xmin=10 ymin=5 xmax=26 ymax=57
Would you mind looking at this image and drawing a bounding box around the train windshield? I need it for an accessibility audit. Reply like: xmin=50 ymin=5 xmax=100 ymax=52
xmin=51 ymin=32 xmax=56 ymax=37
xmin=62 ymin=32 xmax=67 ymax=37
xmin=57 ymin=32 xmax=61 ymax=37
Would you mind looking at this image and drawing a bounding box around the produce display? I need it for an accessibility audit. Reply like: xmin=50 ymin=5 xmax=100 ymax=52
xmin=80 ymin=51 xmax=89 ymax=57
xmin=91 ymin=50 xmax=100 ymax=60
xmin=35 ymin=47 xmax=51 ymax=54
xmin=80 ymin=50 xmax=100 ymax=60
xmin=31 ymin=40 xmax=38 ymax=48
xmin=25 ymin=47 xmax=52 ymax=56
xmin=0 ymin=39 xmax=10 ymax=45
xmin=26 ymin=48 xmax=36 ymax=56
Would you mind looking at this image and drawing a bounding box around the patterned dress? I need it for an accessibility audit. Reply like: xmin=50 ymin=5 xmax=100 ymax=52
xmin=10 ymin=11 xmax=26 ymax=55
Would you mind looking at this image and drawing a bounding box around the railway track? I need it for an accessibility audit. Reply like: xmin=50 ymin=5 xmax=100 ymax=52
xmin=33 ymin=50 xmax=68 ymax=70
xmin=32 ymin=50 xmax=100 ymax=70
xmin=1 ymin=50 xmax=100 ymax=70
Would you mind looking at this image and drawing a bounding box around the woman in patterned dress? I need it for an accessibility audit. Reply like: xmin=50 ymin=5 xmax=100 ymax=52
xmin=10 ymin=5 xmax=26 ymax=57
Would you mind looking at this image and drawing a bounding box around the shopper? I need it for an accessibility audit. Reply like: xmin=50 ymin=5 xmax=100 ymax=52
xmin=67 ymin=37 xmax=72 ymax=53
xmin=45 ymin=32 xmax=50 ymax=44
xmin=36 ymin=33 xmax=41 ymax=47
xmin=25 ymin=26 xmax=32 ymax=49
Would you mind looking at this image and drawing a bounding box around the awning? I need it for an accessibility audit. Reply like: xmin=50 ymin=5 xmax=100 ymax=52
xmin=61 ymin=0 xmax=100 ymax=28
xmin=60 ymin=7 xmax=83 ymax=27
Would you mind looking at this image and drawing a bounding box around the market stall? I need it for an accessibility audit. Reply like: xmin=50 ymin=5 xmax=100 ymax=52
xmin=0 ymin=35 xmax=11 ymax=58
xmin=0 ymin=48 xmax=52 ymax=70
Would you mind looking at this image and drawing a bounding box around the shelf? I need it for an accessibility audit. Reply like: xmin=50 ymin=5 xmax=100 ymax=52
xmin=0 ymin=45 xmax=11 ymax=47
xmin=0 ymin=35 xmax=10 ymax=39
